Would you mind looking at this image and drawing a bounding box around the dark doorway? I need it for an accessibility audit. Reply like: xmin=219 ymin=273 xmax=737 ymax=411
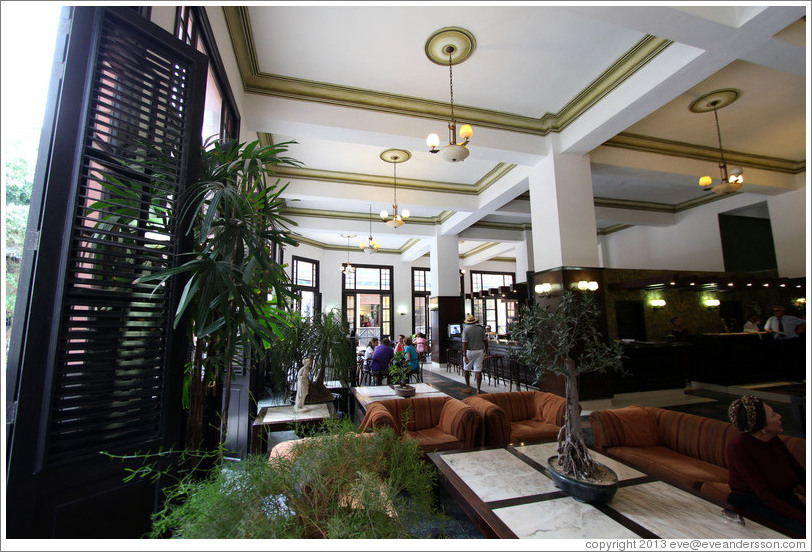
xmin=615 ymin=300 xmax=646 ymax=340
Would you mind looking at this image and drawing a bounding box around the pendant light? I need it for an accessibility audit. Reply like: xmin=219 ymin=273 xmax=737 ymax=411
xmin=340 ymin=234 xmax=355 ymax=274
xmin=359 ymin=205 xmax=380 ymax=253
xmin=425 ymin=27 xmax=475 ymax=163
xmin=379 ymin=149 xmax=410 ymax=228
xmin=691 ymin=89 xmax=744 ymax=195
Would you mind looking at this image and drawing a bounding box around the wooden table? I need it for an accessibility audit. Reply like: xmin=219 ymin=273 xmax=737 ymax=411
xmin=350 ymin=383 xmax=449 ymax=422
xmin=428 ymin=442 xmax=793 ymax=539
xmin=251 ymin=401 xmax=336 ymax=454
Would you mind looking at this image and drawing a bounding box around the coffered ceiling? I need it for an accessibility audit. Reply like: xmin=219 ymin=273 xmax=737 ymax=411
xmin=218 ymin=4 xmax=807 ymax=263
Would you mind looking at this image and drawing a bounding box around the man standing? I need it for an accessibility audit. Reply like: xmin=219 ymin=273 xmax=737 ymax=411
xmin=461 ymin=313 xmax=488 ymax=395
xmin=763 ymin=306 xmax=805 ymax=339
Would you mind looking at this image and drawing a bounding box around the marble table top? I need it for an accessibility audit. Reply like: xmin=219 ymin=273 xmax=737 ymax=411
xmin=352 ymin=383 xmax=448 ymax=410
xmin=429 ymin=442 xmax=790 ymax=540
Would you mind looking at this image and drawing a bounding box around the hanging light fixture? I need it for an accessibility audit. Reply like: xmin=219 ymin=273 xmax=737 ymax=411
xmin=379 ymin=149 xmax=410 ymax=228
xmin=425 ymin=27 xmax=475 ymax=163
xmin=359 ymin=204 xmax=380 ymax=254
xmin=340 ymin=234 xmax=356 ymax=273
xmin=691 ymin=89 xmax=744 ymax=195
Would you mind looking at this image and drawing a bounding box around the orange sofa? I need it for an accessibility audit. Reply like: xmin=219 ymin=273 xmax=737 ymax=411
xmin=589 ymin=405 xmax=806 ymax=504
xmin=462 ymin=391 xmax=566 ymax=447
xmin=358 ymin=396 xmax=479 ymax=453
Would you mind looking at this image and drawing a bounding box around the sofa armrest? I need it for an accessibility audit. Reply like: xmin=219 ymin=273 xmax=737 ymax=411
xmin=359 ymin=402 xmax=400 ymax=435
xmin=438 ymin=399 xmax=479 ymax=449
xmin=463 ymin=396 xmax=509 ymax=447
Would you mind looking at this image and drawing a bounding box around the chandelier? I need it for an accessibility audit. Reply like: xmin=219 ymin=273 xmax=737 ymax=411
xmin=340 ymin=234 xmax=355 ymax=273
xmin=379 ymin=149 xmax=410 ymax=228
xmin=691 ymin=89 xmax=744 ymax=195
xmin=425 ymin=27 xmax=475 ymax=163
xmin=359 ymin=205 xmax=380 ymax=254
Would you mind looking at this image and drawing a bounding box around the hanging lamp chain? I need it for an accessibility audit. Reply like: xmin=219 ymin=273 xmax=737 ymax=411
xmin=712 ymin=105 xmax=729 ymax=181
xmin=448 ymin=50 xmax=455 ymax=125
xmin=393 ymin=161 xmax=397 ymax=209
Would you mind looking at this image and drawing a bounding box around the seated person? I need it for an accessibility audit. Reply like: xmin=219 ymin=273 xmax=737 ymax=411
xmin=368 ymin=338 xmax=394 ymax=385
xmin=667 ymin=316 xmax=690 ymax=341
xmin=743 ymin=314 xmax=763 ymax=333
xmin=403 ymin=336 xmax=419 ymax=375
xmin=726 ymin=396 xmax=805 ymax=536
xmin=363 ymin=338 xmax=378 ymax=367
xmin=394 ymin=334 xmax=406 ymax=353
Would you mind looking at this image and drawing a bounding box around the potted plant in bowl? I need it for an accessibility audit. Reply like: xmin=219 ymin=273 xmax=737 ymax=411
xmin=388 ymin=351 xmax=415 ymax=397
xmin=511 ymin=289 xmax=624 ymax=504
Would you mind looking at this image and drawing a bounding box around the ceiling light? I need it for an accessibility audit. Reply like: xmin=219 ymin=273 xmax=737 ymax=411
xmin=425 ymin=27 xmax=475 ymax=162
xmin=340 ymin=234 xmax=356 ymax=274
xmin=359 ymin=205 xmax=380 ymax=254
xmin=379 ymin=149 xmax=411 ymax=228
xmin=691 ymin=89 xmax=743 ymax=195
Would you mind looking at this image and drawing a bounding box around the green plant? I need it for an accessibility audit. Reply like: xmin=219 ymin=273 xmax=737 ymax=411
xmin=148 ymin=418 xmax=445 ymax=538
xmin=388 ymin=350 xmax=411 ymax=388
xmin=137 ymin=137 xmax=302 ymax=451
xmin=511 ymin=290 xmax=624 ymax=481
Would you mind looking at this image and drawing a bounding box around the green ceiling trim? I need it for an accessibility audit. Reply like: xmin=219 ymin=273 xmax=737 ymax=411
xmin=460 ymin=242 xmax=498 ymax=259
xmin=469 ymin=220 xmax=530 ymax=231
xmin=282 ymin=206 xmax=438 ymax=226
xmin=289 ymin=233 xmax=420 ymax=254
xmin=593 ymin=197 xmax=676 ymax=213
xmin=475 ymin=163 xmax=517 ymax=193
xmin=605 ymin=132 xmax=805 ymax=174
xmin=272 ymin=166 xmax=477 ymax=194
xmin=597 ymin=224 xmax=634 ymax=235
xmin=224 ymin=6 xmax=671 ymax=137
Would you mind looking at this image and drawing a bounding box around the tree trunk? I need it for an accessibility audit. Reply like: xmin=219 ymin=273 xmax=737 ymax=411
xmin=219 ymin=333 xmax=234 ymax=457
xmin=556 ymin=357 xmax=596 ymax=480
xmin=186 ymin=339 xmax=205 ymax=450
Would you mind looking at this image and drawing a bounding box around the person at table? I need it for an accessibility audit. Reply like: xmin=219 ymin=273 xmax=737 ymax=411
xmin=403 ymin=336 xmax=420 ymax=376
xmin=763 ymin=306 xmax=806 ymax=340
xmin=363 ymin=338 xmax=378 ymax=368
xmin=666 ymin=316 xmax=690 ymax=341
xmin=394 ymin=334 xmax=406 ymax=353
xmin=461 ymin=313 xmax=488 ymax=395
xmin=369 ymin=338 xmax=394 ymax=385
xmin=726 ymin=395 xmax=805 ymax=536
xmin=743 ymin=314 xmax=763 ymax=333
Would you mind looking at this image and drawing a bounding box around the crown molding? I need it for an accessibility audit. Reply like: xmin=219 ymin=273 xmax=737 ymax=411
xmin=597 ymin=224 xmax=634 ymax=236
xmin=604 ymin=133 xmax=805 ymax=174
xmin=281 ymin=206 xmax=449 ymax=226
xmin=290 ymin=233 xmax=420 ymax=254
xmin=224 ymin=7 xmax=670 ymax=136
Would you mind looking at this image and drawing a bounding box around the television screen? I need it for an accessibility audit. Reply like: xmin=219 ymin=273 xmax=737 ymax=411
xmin=448 ymin=324 xmax=462 ymax=337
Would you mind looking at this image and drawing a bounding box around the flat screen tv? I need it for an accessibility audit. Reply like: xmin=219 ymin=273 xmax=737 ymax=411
xmin=448 ymin=323 xmax=462 ymax=337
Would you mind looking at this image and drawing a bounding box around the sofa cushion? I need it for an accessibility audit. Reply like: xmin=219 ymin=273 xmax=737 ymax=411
xmin=652 ymin=408 xmax=738 ymax=468
xmin=535 ymin=393 xmax=567 ymax=426
xmin=510 ymin=420 xmax=560 ymax=444
xmin=607 ymin=445 xmax=729 ymax=491
xmin=616 ymin=405 xmax=659 ymax=447
xmin=404 ymin=428 xmax=465 ymax=452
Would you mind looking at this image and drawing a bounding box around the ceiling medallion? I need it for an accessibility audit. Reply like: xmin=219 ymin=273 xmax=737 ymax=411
xmin=425 ymin=27 xmax=475 ymax=163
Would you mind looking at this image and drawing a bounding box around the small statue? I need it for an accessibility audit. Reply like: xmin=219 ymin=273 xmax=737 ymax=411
xmin=295 ymin=359 xmax=311 ymax=410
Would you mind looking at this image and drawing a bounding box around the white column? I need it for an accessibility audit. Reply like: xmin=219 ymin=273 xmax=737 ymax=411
xmin=430 ymin=230 xmax=460 ymax=296
xmin=529 ymin=141 xmax=600 ymax=271
xmin=514 ymin=226 xmax=534 ymax=283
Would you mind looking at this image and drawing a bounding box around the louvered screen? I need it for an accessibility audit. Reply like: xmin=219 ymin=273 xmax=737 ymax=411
xmin=46 ymin=14 xmax=197 ymax=464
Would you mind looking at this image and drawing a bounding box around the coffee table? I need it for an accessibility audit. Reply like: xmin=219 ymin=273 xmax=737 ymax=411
xmin=351 ymin=383 xmax=448 ymax=421
xmin=428 ymin=441 xmax=792 ymax=539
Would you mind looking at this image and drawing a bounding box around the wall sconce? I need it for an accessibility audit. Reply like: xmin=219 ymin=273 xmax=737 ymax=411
xmin=704 ymin=298 xmax=720 ymax=308
xmin=535 ymin=283 xmax=552 ymax=295
xmin=399 ymin=308 xmax=407 ymax=316
xmin=576 ymin=280 xmax=599 ymax=291
xmin=650 ymin=299 xmax=666 ymax=310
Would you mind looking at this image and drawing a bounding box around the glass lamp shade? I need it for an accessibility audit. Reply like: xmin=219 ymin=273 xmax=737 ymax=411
xmin=459 ymin=124 xmax=473 ymax=139
xmin=379 ymin=209 xmax=388 ymax=220
xmin=426 ymin=133 xmax=440 ymax=149
xmin=401 ymin=209 xmax=410 ymax=219
xmin=438 ymin=144 xmax=469 ymax=162
xmin=698 ymin=175 xmax=713 ymax=187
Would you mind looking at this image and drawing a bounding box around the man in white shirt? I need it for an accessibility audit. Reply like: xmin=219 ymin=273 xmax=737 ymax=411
xmin=763 ymin=306 xmax=805 ymax=340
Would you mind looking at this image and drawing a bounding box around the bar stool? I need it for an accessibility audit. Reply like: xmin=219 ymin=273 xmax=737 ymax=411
xmin=483 ymin=354 xmax=505 ymax=387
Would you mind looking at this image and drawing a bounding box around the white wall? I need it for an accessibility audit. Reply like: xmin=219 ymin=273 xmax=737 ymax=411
xmin=600 ymin=186 xmax=808 ymax=277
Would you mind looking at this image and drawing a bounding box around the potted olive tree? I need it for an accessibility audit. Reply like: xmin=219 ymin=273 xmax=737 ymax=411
xmin=511 ymin=290 xmax=624 ymax=503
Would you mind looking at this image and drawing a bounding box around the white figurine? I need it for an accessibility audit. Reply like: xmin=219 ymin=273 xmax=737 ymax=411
xmin=295 ymin=359 xmax=311 ymax=410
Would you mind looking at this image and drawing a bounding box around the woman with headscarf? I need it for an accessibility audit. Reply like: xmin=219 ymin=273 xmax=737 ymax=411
xmin=726 ymin=395 xmax=805 ymax=535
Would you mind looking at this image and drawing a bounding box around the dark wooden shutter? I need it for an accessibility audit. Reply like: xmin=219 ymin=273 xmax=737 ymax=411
xmin=5 ymin=6 xmax=206 ymax=537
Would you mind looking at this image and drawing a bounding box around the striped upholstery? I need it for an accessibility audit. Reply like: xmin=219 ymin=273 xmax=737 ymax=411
xmin=589 ymin=406 xmax=806 ymax=498
xmin=359 ymin=396 xmax=479 ymax=453
xmin=464 ymin=391 xmax=567 ymax=447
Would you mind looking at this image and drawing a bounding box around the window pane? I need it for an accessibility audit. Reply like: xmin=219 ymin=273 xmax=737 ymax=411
xmin=201 ymin=64 xmax=222 ymax=142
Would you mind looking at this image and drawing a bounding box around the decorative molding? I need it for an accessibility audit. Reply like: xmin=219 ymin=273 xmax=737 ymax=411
xmin=281 ymin=206 xmax=450 ymax=226
xmin=604 ymin=132 xmax=805 ymax=174
xmin=224 ymin=7 xmax=671 ymax=136
xmin=290 ymin=233 xmax=420 ymax=254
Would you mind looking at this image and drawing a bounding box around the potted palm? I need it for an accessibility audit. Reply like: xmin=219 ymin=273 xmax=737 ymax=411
xmin=389 ymin=351 xmax=415 ymax=397
xmin=511 ymin=290 xmax=624 ymax=503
